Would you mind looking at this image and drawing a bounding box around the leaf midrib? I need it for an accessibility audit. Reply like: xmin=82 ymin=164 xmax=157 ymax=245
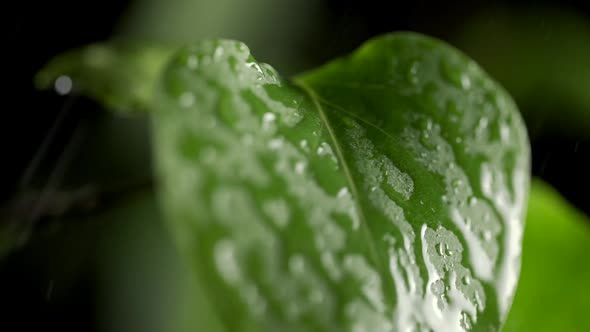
xmin=293 ymin=78 xmax=395 ymax=309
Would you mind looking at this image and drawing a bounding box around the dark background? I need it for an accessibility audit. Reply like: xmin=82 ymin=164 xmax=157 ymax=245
xmin=2 ymin=0 xmax=590 ymax=331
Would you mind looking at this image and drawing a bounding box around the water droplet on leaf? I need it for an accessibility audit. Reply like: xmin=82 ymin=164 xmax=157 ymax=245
xmin=179 ymin=92 xmax=195 ymax=108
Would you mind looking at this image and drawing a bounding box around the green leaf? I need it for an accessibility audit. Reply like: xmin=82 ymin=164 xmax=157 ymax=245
xmin=35 ymin=42 xmax=173 ymax=113
xmin=117 ymin=0 xmax=320 ymax=74
xmin=452 ymin=6 xmax=590 ymax=138
xmin=93 ymin=191 xmax=225 ymax=332
xmin=152 ymin=33 xmax=529 ymax=331
xmin=503 ymin=180 xmax=590 ymax=331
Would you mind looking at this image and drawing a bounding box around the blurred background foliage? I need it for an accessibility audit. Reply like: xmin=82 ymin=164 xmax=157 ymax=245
xmin=2 ymin=0 xmax=590 ymax=331
xmin=505 ymin=180 xmax=590 ymax=332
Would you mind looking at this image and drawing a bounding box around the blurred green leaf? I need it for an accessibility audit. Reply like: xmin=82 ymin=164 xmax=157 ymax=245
xmin=93 ymin=190 xmax=224 ymax=332
xmin=152 ymin=34 xmax=529 ymax=331
xmin=453 ymin=6 xmax=590 ymax=138
xmin=504 ymin=180 xmax=590 ymax=331
xmin=117 ymin=0 xmax=320 ymax=74
xmin=35 ymin=42 xmax=173 ymax=113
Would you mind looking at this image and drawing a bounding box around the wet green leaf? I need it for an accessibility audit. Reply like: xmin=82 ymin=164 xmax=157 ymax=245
xmin=452 ymin=6 xmax=590 ymax=138
xmin=152 ymin=33 xmax=529 ymax=331
xmin=504 ymin=180 xmax=590 ymax=332
xmin=35 ymin=42 xmax=173 ymax=113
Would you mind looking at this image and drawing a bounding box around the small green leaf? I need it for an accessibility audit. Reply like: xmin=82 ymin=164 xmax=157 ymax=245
xmin=152 ymin=33 xmax=529 ymax=331
xmin=503 ymin=180 xmax=590 ymax=331
xmin=35 ymin=42 xmax=173 ymax=113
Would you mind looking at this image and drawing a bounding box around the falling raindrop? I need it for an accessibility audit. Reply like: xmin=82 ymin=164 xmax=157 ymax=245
xmin=54 ymin=75 xmax=72 ymax=95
